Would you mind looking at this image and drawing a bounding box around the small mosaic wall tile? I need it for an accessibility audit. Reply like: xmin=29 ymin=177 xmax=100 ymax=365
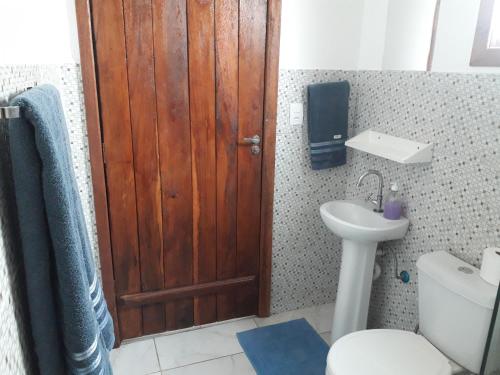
xmin=270 ymin=70 xmax=357 ymax=313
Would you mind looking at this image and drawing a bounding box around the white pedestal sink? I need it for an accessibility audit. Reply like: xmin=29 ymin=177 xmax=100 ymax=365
xmin=320 ymin=200 xmax=409 ymax=343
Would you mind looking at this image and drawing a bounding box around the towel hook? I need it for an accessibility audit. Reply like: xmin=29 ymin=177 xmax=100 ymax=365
xmin=0 ymin=83 xmax=37 ymax=121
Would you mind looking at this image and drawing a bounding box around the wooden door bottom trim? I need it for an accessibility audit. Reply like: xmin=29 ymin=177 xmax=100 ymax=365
xmin=119 ymin=276 xmax=257 ymax=307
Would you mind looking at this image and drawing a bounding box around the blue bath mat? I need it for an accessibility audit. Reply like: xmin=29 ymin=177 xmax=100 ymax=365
xmin=237 ymin=318 xmax=329 ymax=375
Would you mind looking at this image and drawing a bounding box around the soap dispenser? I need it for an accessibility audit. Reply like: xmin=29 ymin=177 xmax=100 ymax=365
xmin=383 ymin=183 xmax=402 ymax=220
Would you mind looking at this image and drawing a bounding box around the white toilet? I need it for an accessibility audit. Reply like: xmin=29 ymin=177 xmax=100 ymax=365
xmin=326 ymin=251 xmax=497 ymax=375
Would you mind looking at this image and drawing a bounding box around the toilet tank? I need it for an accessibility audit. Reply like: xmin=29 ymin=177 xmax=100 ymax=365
xmin=417 ymin=251 xmax=497 ymax=374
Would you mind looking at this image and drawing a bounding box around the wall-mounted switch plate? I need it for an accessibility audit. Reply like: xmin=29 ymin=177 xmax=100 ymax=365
xmin=289 ymin=102 xmax=303 ymax=125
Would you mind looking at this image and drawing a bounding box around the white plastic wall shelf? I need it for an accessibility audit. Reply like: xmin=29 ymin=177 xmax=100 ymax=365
xmin=345 ymin=129 xmax=433 ymax=164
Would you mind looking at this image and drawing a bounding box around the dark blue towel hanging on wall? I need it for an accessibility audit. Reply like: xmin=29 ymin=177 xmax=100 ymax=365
xmin=307 ymin=81 xmax=350 ymax=170
xmin=9 ymin=85 xmax=114 ymax=375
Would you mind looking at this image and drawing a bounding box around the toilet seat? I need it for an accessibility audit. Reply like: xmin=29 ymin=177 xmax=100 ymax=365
xmin=325 ymin=329 xmax=452 ymax=375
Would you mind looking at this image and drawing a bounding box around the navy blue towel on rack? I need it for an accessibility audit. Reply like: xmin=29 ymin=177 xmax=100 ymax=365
xmin=307 ymin=81 xmax=350 ymax=170
xmin=8 ymin=85 xmax=114 ymax=375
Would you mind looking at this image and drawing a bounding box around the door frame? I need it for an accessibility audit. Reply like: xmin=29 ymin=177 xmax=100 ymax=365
xmin=75 ymin=0 xmax=281 ymax=346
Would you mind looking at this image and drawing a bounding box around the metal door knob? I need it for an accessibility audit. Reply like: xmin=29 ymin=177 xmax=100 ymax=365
xmin=241 ymin=135 xmax=261 ymax=145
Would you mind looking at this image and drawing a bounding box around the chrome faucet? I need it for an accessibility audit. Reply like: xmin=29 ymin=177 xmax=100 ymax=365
xmin=357 ymin=169 xmax=384 ymax=213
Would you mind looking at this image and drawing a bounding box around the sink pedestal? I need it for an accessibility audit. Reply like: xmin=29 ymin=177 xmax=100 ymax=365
xmin=320 ymin=200 xmax=409 ymax=343
xmin=331 ymin=239 xmax=378 ymax=343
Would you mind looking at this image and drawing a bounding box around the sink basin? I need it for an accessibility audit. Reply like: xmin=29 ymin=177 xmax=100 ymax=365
xmin=320 ymin=200 xmax=409 ymax=242
xmin=320 ymin=200 xmax=409 ymax=343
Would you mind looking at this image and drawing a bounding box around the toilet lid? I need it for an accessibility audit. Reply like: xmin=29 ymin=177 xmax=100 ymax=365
xmin=327 ymin=330 xmax=452 ymax=375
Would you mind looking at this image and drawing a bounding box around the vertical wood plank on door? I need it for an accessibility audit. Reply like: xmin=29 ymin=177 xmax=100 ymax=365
xmin=153 ymin=0 xmax=195 ymax=330
xmin=75 ymin=0 xmax=121 ymax=344
xmin=215 ymin=0 xmax=239 ymax=321
xmin=123 ymin=0 xmax=165 ymax=335
xmin=259 ymin=0 xmax=282 ymax=317
xmin=91 ymin=0 xmax=142 ymax=339
xmin=237 ymin=0 xmax=268 ymax=316
xmin=187 ymin=0 xmax=218 ymax=325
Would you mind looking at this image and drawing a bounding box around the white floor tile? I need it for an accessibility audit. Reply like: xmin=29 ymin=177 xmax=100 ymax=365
xmin=320 ymin=331 xmax=332 ymax=346
xmin=110 ymin=338 xmax=160 ymax=375
xmin=155 ymin=318 xmax=257 ymax=370
xmin=163 ymin=353 xmax=255 ymax=375
xmin=254 ymin=302 xmax=334 ymax=334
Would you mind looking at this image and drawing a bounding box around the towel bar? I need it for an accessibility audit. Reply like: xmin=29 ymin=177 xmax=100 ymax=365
xmin=0 ymin=106 xmax=21 ymax=120
xmin=0 ymin=85 xmax=36 ymax=121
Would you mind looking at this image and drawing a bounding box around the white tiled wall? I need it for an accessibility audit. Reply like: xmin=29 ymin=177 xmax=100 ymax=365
xmin=348 ymin=71 xmax=500 ymax=330
xmin=270 ymin=70 xmax=356 ymax=312
xmin=274 ymin=70 xmax=500 ymax=332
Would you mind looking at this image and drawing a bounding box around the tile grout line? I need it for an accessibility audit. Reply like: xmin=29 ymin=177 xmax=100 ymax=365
xmin=160 ymin=351 xmax=246 ymax=372
xmin=153 ymin=319 xmax=252 ymax=372
xmin=122 ymin=315 xmax=257 ymax=346
xmin=152 ymin=336 xmax=162 ymax=374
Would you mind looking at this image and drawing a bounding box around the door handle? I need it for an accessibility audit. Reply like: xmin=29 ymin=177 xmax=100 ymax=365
xmin=240 ymin=135 xmax=261 ymax=155
xmin=241 ymin=135 xmax=261 ymax=145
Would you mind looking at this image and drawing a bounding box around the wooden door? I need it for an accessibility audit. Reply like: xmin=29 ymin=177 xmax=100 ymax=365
xmin=87 ymin=0 xmax=276 ymax=340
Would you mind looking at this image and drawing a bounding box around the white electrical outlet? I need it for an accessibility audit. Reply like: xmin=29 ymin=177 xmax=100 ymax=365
xmin=289 ymin=102 xmax=303 ymax=125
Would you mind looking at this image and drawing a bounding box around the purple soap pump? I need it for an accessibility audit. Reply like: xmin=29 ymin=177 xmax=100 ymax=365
xmin=383 ymin=182 xmax=402 ymax=220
